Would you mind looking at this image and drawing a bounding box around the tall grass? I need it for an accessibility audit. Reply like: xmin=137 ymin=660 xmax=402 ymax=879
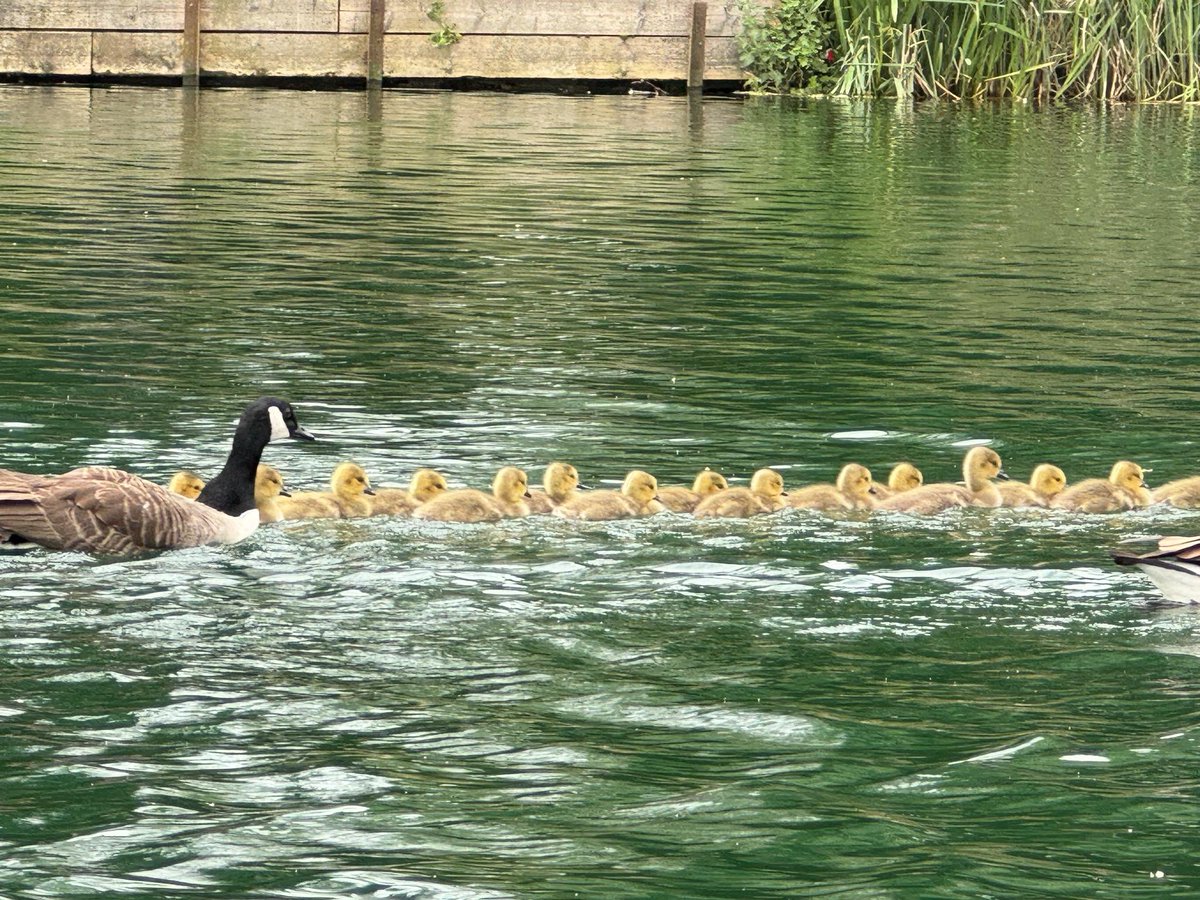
xmin=819 ymin=0 xmax=1200 ymax=100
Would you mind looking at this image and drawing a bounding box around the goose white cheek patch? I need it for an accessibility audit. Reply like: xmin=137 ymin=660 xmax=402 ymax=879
xmin=268 ymin=406 xmax=290 ymax=442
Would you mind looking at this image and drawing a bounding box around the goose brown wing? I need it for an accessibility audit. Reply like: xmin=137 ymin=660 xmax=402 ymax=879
xmin=1155 ymin=535 xmax=1200 ymax=558
xmin=0 ymin=468 xmax=65 ymax=548
xmin=46 ymin=467 xmax=226 ymax=554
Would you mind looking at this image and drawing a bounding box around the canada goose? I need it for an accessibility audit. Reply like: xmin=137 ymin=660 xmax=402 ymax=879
xmin=1112 ymin=534 xmax=1200 ymax=603
xmin=166 ymin=471 xmax=205 ymax=500
xmin=1151 ymin=475 xmax=1200 ymax=508
xmin=657 ymin=468 xmax=728 ymax=513
xmin=414 ymin=466 xmax=532 ymax=523
xmin=0 ymin=396 xmax=314 ymax=555
xmin=255 ymin=464 xmax=289 ymax=524
xmin=553 ymin=470 xmax=662 ymax=521
xmin=876 ymin=447 xmax=1006 ymax=515
xmin=370 ymin=468 xmax=449 ymax=517
xmin=997 ymin=464 xmax=1067 ymax=508
xmin=1050 ymin=461 xmax=1151 ymax=513
xmin=527 ymin=462 xmax=582 ymax=514
xmin=278 ymin=462 xmax=375 ymax=520
xmin=788 ymin=463 xmax=876 ymax=511
xmin=870 ymin=463 xmax=923 ymax=500
xmin=693 ymin=468 xmax=787 ymax=519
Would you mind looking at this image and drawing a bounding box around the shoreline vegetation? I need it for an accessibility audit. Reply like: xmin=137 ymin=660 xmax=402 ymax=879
xmin=738 ymin=0 xmax=1200 ymax=102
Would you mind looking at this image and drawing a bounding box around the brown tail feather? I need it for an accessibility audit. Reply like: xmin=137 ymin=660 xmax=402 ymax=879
xmin=0 ymin=470 xmax=65 ymax=549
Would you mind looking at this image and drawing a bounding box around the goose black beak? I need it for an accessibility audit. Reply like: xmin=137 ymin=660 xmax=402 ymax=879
xmin=291 ymin=425 xmax=316 ymax=441
xmin=364 ymin=488 xmax=376 ymax=496
xmin=524 ymin=491 xmax=533 ymax=499
xmin=279 ymin=489 xmax=292 ymax=497
xmin=577 ymin=482 xmax=591 ymax=491
xmin=996 ymin=469 xmax=1010 ymax=481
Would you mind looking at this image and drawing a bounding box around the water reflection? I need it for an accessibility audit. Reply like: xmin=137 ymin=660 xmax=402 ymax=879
xmin=3 ymin=85 xmax=1200 ymax=896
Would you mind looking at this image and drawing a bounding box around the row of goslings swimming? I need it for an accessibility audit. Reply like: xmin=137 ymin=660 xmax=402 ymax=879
xmin=166 ymin=447 xmax=1180 ymax=523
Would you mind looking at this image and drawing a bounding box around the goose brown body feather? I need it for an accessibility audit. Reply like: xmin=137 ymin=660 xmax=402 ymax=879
xmin=0 ymin=466 xmax=256 ymax=554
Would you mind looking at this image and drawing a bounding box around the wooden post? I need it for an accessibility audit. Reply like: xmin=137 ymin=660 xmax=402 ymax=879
xmin=367 ymin=0 xmax=385 ymax=88
xmin=182 ymin=0 xmax=200 ymax=87
xmin=687 ymin=1 xmax=707 ymax=94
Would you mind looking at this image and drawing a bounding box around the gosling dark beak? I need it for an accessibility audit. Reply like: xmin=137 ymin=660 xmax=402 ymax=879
xmin=868 ymin=485 xmax=878 ymax=494
xmin=996 ymin=469 xmax=1010 ymax=481
xmin=524 ymin=491 xmax=533 ymax=499
xmin=291 ymin=425 xmax=316 ymax=441
xmin=364 ymin=488 xmax=376 ymax=496
xmin=279 ymin=489 xmax=292 ymax=497
xmin=577 ymin=482 xmax=591 ymax=491
xmin=780 ymin=490 xmax=789 ymax=496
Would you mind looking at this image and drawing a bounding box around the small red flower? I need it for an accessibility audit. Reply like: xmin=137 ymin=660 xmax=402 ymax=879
xmin=824 ymin=49 xmax=836 ymax=64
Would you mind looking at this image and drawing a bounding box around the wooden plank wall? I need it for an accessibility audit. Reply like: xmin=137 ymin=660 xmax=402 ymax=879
xmin=0 ymin=1 xmax=749 ymax=83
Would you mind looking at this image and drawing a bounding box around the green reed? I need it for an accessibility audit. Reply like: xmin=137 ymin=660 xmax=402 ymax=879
xmin=802 ymin=0 xmax=1200 ymax=100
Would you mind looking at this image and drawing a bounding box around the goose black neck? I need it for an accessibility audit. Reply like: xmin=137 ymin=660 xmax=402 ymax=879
xmin=196 ymin=408 xmax=269 ymax=516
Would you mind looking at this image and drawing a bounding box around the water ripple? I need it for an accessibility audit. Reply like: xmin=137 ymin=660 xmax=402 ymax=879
xmin=3 ymin=87 xmax=1200 ymax=897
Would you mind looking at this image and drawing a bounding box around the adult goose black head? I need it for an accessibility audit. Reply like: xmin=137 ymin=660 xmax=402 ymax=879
xmin=0 ymin=396 xmax=314 ymax=555
xmin=197 ymin=397 xmax=315 ymax=517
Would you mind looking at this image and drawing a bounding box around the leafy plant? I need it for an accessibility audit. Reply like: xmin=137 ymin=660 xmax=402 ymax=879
xmin=741 ymin=0 xmax=1200 ymax=101
xmin=827 ymin=0 xmax=1200 ymax=101
xmin=737 ymin=0 xmax=836 ymax=93
xmin=427 ymin=0 xmax=462 ymax=47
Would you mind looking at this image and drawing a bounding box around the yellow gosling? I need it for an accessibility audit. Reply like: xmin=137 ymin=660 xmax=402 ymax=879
xmin=553 ymin=470 xmax=662 ymax=521
xmin=278 ymin=462 xmax=374 ymax=520
xmin=255 ymin=464 xmax=288 ymax=524
xmin=657 ymin=468 xmax=728 ymax=513
xmin=370 ymin=468 xmax=449 ymax=517
xmin=871 ymin=463 xmax=923 ymax=500
xmin=414 ymin=466 xmax=532 ymax=523
xmin=693 ymin=468 xmax=787 ymax=519
xmin=876 ymin=447 xmax=1005 ymax=515
xmin=1151 ymin=474 xmax=1200 ymax=508
xmin=527 ymin=462 xmax=582 ymax=514
xmin=1051 ymin=461 xmax=1151 ymax=513
xmin=788 ymin=463 xmax=876 ymax=512
xmin=328 ymin=462 xmax=375 ymax=518
xmin=997 ymin=464 xmax=1067 ymax=508
xmin=166 ymin=470 xmax=205 ymax=500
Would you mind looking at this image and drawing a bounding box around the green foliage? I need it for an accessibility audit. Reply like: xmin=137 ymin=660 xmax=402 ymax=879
xmin=427 ymin=0 xmax=462 ymax=47
xmin=737 ymin=0 xmax=836 ymax=93
xmin=741 ymin=0 xmax=1200 ymax=100
xmin=827 ymin=0 xmax=1200 ymax=101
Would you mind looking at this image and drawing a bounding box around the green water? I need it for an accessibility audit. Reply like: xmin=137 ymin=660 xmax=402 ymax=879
xmin=2 ymin=85 xmax=1200 ymax=897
